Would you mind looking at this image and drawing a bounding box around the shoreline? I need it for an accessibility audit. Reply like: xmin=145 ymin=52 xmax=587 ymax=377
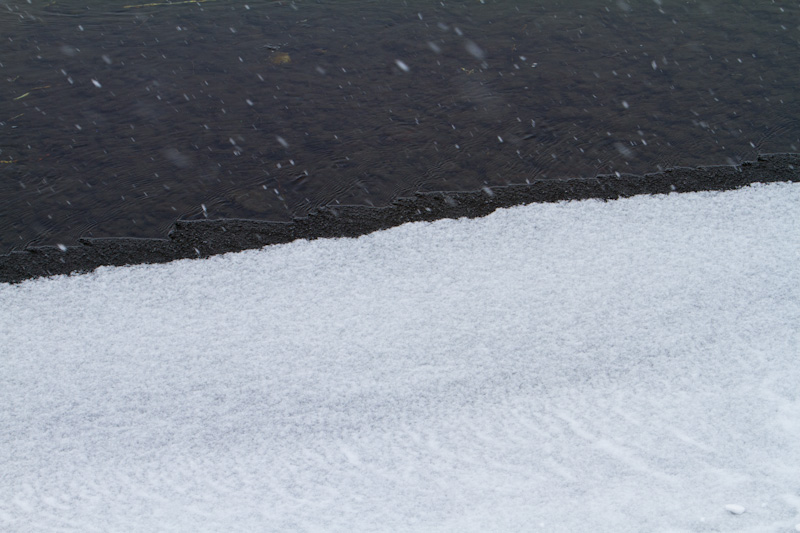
xmin=2 ymin=152 xmax=798 ymax=284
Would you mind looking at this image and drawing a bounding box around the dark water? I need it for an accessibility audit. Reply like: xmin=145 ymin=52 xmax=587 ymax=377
xmin=1 ymin=0 xmax=798 ymax=252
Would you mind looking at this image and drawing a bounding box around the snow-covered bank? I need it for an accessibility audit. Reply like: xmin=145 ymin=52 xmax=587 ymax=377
xmin=1 ymin=182 xmax=799 ymax=532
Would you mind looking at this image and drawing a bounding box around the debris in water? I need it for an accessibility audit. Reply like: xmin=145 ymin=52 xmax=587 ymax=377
xmin=269 ymin=53 xmax=291 ymax=66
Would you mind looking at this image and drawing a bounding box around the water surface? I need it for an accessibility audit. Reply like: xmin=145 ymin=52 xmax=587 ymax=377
xmin=1 ymin=0 xmax=798 ymax=251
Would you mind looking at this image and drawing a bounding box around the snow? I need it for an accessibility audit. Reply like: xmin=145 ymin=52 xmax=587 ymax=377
xmin=1 ymin=182 xmax=799 ymax=533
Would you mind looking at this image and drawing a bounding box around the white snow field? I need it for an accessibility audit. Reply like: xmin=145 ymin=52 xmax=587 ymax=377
xmin=1 ymin=182 xmax=799 ymax=533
